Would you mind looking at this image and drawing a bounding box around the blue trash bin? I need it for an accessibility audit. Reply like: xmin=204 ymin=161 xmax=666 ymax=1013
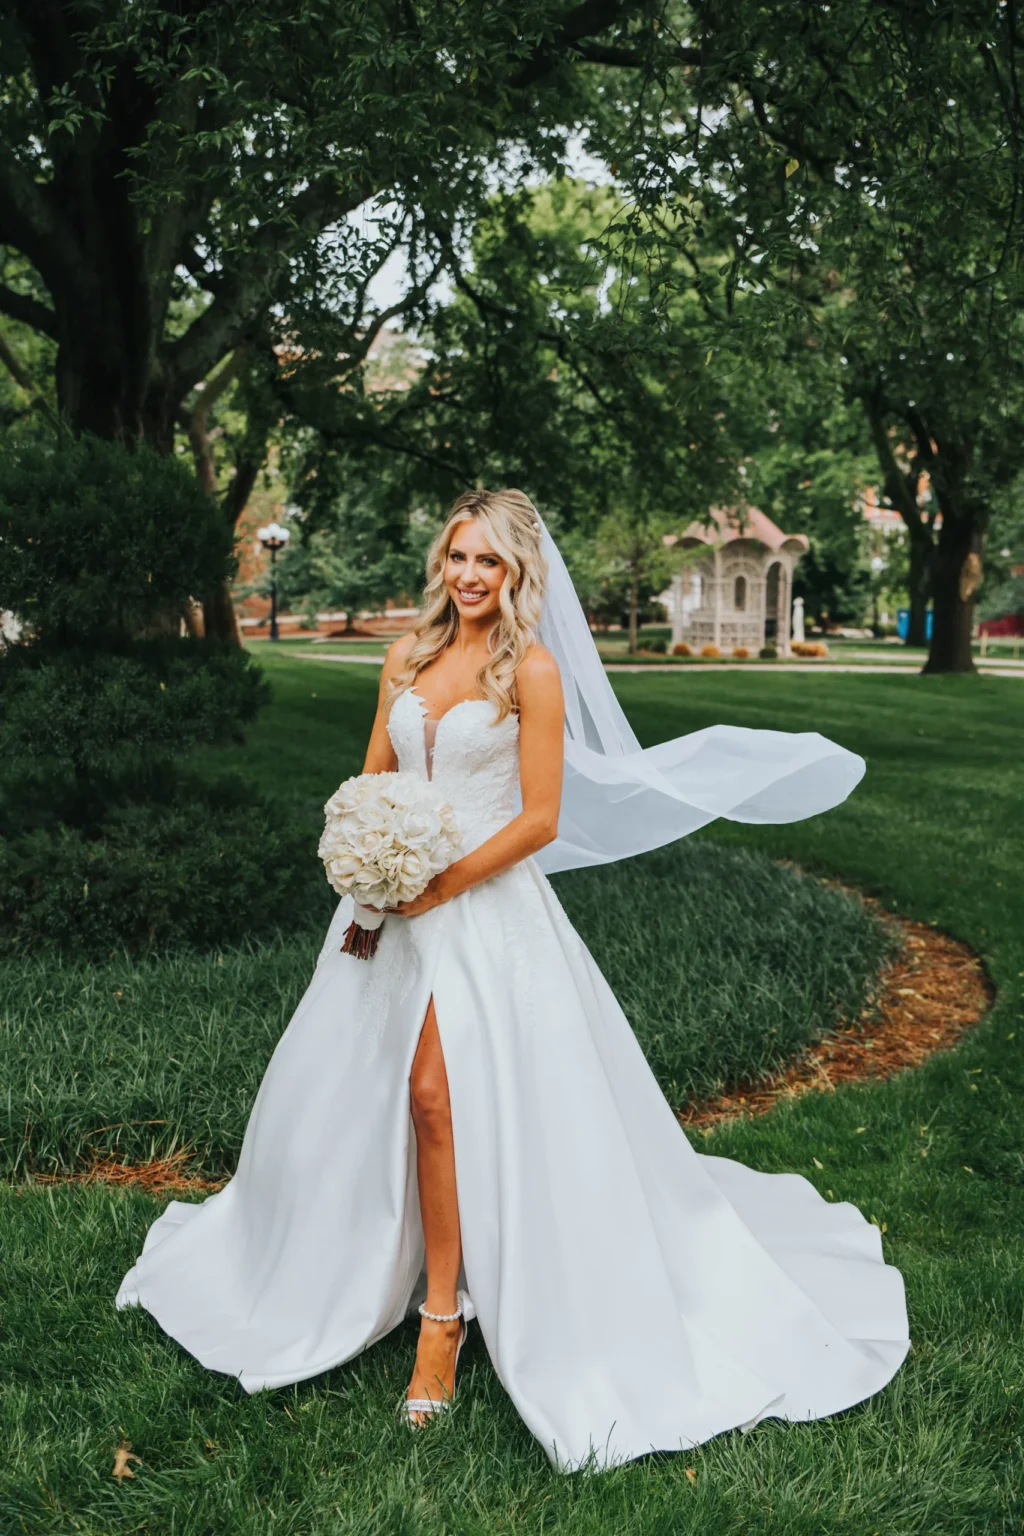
xmin=896 ymin=608 xmax=932 ymax=641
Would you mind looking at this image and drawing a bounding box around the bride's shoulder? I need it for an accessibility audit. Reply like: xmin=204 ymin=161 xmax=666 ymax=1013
xmin=382 ymin=631 xmax=418 ymax=677
xmin=516 ymin=643 xmax=562 ymax=705
xmin=518 ymin=640 xmax=558 ymax=677
xmin=387 ymin=631 xmax=418 ymax=660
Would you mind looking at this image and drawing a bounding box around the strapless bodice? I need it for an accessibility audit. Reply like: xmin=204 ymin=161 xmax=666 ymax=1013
xmin=387 ymin=685 xmax=520 ymax=852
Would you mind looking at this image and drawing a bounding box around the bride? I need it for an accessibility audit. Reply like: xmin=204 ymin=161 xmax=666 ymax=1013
xmin=117 ymin=488 xmax=909 ymax=1470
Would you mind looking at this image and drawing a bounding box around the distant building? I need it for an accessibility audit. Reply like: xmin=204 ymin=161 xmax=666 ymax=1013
xmin=860 ymin=483 xmax=908 ymax=535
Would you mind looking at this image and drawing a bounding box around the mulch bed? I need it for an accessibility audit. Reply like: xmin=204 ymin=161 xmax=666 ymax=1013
xmin=24 ymin=890 xmax=991 ymax=1194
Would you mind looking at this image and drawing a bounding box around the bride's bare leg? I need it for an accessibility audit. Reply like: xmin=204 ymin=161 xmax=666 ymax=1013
xmin=406 ymin=996 xmax=464 ymax=1420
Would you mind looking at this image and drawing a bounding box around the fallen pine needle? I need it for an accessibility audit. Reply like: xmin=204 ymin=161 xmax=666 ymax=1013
xmin=112 ymin=1442 xmax=142 ymax=1484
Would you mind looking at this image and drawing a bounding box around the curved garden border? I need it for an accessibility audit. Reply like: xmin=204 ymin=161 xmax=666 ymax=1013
xmin=28 ymin=884 xmax=992 ymax=1192
xmin=680 ymin=889 xmax=992 ymax=1131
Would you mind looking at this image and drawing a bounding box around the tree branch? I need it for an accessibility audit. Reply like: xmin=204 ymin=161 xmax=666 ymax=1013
xmin=511 ymin=0 xmax=639 ymax=88
xmin=164 ymin=171 xmax=375 ymax=402
xmin=343 ymin=255 xmax=446 ymax=374
xmin=0 ymin=325 xmax=59 ymax=429
xmin=861 ymin=390 xmax=927 ymax=538
xmin=0 ymin=282 xmax=58 ymax=337
xmin=0 ymin=149 xmax=83 ymax=298
xmin=448 ymin=261 xmax=627 ymax=423
xmin=222 ymin=451 xmax=263 ymax=527
xmin=179 ymin=349 xmax=244 ymax=497
xmin=575 ymin=41 xmax=701 ymax=69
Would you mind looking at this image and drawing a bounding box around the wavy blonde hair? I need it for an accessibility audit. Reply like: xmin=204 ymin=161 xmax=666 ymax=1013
xmin=388 ymin=489 xmax=548 ymax=723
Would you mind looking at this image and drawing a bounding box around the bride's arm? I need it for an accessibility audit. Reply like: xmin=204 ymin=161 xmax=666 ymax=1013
xmin=360 ymin=634 xmax=416 ymax=774
xmin=394 ymin=645 xmax=564 ymax=916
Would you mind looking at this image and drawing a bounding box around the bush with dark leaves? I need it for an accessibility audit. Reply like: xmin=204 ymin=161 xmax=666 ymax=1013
xmin=0 ymin=437 xmax=306 ymax=955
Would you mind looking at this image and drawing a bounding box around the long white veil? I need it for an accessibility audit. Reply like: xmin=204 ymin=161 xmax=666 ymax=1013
xmin=532 ymin=516 xmax=865 ymax=876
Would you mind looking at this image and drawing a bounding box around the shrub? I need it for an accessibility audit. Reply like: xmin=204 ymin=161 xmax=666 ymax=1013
xmin=759 ymin=645 xmax=778 ymax=660
xmin=792 ymin=640 xmax=830 ymax=658
xmin=0 ymin=774 xmax=323 ymax=959
xmin=671 ymin=642 xmax=692 ymax=656
xmin=700 ymin=644 xmax=721 ymax=658
xmin=0 ymin=436 xmax=291 ymax=956
xmin=0 ymin=639 xmax=268 ymax=783
xmin=732 ymin=646 xmax=751 ymax=659
xmin=0 ymin=435 xmax=232 ymax=644
xmin=646 ymin=637 xmax=668 ymax=654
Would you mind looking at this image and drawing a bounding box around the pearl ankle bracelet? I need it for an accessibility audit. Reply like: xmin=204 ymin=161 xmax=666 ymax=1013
xmin=418 ymin=1302 xmax=463 ymax=1322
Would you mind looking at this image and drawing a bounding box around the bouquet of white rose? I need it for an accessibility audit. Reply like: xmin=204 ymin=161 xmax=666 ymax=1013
xmin=318 ymin=772 xmax=463 ymax=959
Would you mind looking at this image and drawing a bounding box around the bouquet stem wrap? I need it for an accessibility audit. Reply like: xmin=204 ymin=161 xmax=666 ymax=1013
xmin=341 ymin=902 xmax=386 ymax=960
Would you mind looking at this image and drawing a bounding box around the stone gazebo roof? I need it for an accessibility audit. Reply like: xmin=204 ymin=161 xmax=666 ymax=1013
xmin=671 ymin=505 xmax=809 ymax=555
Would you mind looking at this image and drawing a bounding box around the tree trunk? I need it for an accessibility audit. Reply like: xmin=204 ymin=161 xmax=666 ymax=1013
xmin=183 ymin=354 xmax=251 ymax=650
xmin=905 ymin=530 xmax=932 ymax=647
xmin=53 ymin=282 xmax=178 ymax=451
xmin=922 ymin=516 xmax=983 ymax=675
xmin=203 ymin=579 xmax=243 ymax=646
xmin=628 ymin=570 xmax=639 ymax=655
xmin=861 ymin=394 xmax=933 ymax=645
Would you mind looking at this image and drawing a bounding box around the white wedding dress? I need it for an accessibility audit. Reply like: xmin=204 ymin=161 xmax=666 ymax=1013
xmin=117 ymin=686 xmax=910 ymax=1471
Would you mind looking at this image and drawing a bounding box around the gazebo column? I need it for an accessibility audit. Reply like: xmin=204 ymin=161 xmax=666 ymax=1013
xmin=778 ymin=563 xmax=791 ymax=655
xmin=669 ymin=571 xmax=684 ymax=648
xmin=712 ymin=547 xmax=722 ymax=650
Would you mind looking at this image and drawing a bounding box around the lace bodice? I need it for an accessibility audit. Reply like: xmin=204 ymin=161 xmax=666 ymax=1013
xmin=387 ymin=686 xmax=521 ymax=852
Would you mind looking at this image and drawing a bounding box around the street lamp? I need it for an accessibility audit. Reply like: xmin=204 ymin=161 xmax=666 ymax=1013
xmin=256 ymin=521 xmax=291 ymax=642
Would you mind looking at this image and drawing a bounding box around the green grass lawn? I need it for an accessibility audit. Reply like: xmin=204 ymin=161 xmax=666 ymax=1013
xmin=0 ymin=838 xmax=891 ymax=1179
xmin=2 ymin=655 xmax=1022 ymax=1534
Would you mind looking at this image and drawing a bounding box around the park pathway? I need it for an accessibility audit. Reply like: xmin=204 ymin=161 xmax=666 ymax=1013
xmin=290 ymin=650 xmax=1024 ymax=680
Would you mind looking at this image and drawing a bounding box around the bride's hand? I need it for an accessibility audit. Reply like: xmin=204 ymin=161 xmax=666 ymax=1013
xmin=389 ymin=873 xmax=451 ymax=919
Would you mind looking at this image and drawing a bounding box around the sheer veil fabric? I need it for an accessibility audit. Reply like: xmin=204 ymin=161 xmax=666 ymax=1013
xmin=115 ymin=520 xmax=909 ymax=1472
xmin=533 ymin=517 xmax=866 ymax=873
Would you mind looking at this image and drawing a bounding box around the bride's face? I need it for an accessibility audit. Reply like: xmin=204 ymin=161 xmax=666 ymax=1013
xmin=443 ymin=519 xmax=507 ymax=623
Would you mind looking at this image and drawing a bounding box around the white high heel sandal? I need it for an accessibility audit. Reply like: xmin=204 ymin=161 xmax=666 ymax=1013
xmin=400 ymin=1290 xmax=470 ymax=1426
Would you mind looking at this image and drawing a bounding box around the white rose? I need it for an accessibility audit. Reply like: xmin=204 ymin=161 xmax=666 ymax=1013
xmin=400 ymin=808 xmax=442 ymax=846
xmin=331 ymin=854 xmax=362 ymax=882
xmin=353 ymin=828 xmax=386 ymax=860
xmin=400 ymin=850 xmax=426 ymax=884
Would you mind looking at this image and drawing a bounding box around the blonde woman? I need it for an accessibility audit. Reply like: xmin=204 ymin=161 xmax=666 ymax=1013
xmin=118 ymin=489 xmax=909 ymax=1470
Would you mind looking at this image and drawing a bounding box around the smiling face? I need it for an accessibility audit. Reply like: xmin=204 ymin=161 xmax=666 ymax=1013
xmin=443 ymin=517 xmax=508 ymax=624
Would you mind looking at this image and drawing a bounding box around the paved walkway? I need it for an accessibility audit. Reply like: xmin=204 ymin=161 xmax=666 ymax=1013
xmin=293 ymin=651 xmax=386 ymax=665
xmin=292 ymin=651 xmax=1024 ymax=680
xmin=842 ymin=649 xmax=1024 ymax=669
xmin=603 ymin=662 xmax=1024 ymax=678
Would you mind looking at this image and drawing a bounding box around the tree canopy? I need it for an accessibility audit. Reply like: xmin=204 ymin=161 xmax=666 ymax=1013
xmin=0 ymin=0 xmax=696 ymax=442
xmin=4 ymin=2 xmax=1024 ymax=670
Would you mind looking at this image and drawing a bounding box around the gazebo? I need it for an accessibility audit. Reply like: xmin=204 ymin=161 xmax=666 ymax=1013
xmin=661 ymin=506 xmax=809 ymax=655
